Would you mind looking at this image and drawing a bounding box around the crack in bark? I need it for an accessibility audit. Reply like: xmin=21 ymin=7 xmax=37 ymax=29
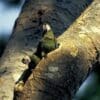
xmin=84 ymin=34 xmax=100 ymax=75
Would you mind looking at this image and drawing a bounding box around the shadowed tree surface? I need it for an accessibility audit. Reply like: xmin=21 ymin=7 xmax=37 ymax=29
xmin=7 ymin=0 xmax=21 ymax=4
xmin=0 ymin=0 xmax=100 ymax=100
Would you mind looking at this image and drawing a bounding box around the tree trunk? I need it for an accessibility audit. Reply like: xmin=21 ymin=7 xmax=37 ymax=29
xmin=0 ymin=0 xmax=100 ymax=100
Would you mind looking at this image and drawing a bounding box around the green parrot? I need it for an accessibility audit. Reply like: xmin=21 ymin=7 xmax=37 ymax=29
xmin=37 ymin=23 xmax=59 ymax=57
xmin=21 ymin=53 xmax=41 ymax=69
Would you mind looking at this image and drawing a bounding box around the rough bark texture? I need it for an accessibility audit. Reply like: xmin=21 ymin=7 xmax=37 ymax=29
xmin=0 ymin=0 xmax=100 ymax=100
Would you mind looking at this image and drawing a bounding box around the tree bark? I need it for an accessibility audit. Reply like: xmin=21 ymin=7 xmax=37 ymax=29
xmin=0 ymin=0 xmax=100 ymax=100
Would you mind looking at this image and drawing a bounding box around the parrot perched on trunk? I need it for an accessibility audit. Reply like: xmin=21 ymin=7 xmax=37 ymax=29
xmin=35 ymin=23 xmax=59 ymax=58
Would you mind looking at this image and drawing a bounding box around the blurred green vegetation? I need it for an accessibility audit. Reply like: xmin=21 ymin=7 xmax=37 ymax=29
xmin=74 ymin=62 xmax=100 ymax=100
